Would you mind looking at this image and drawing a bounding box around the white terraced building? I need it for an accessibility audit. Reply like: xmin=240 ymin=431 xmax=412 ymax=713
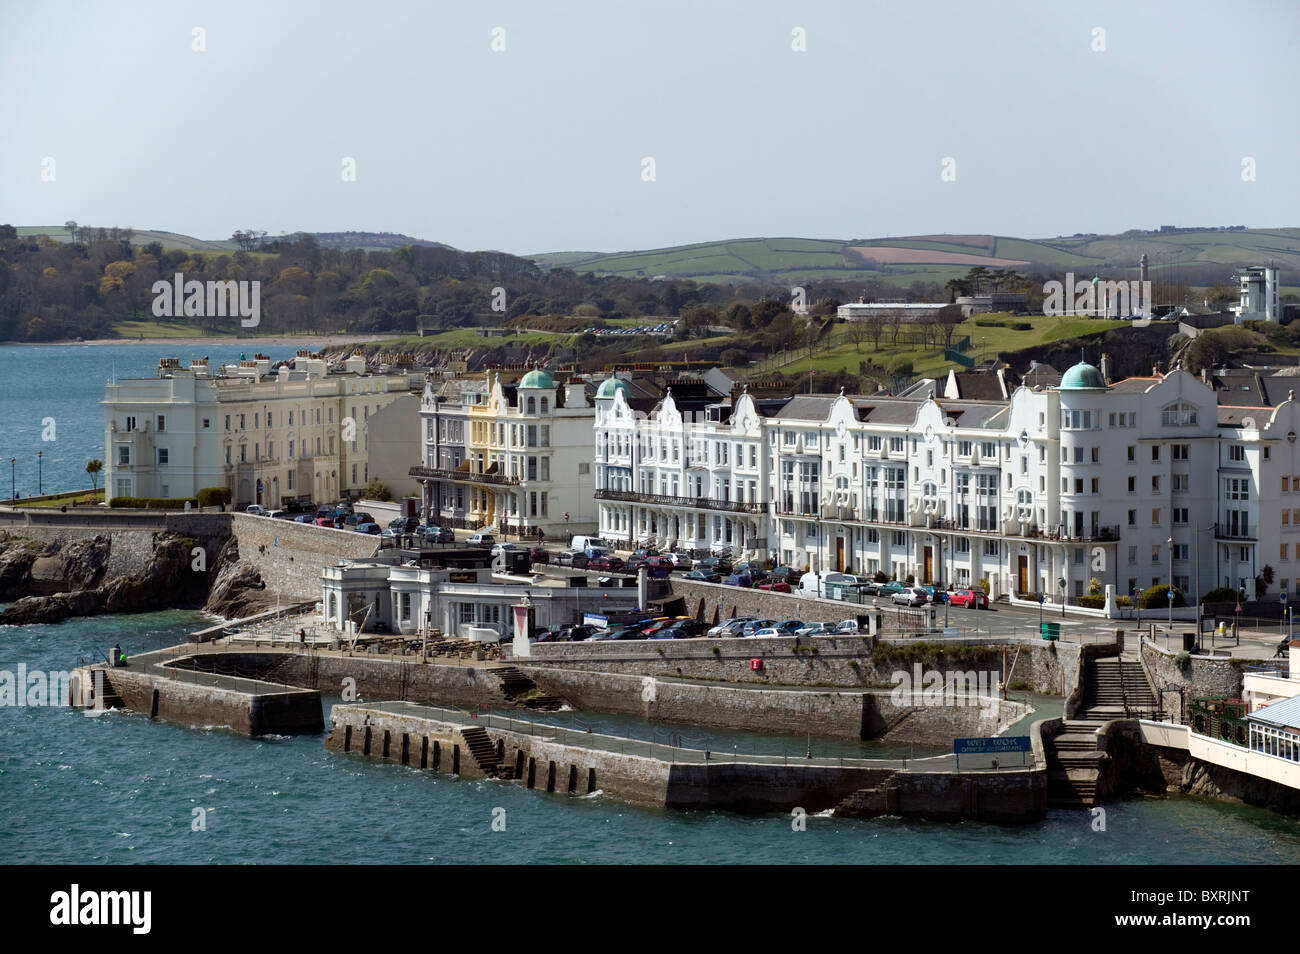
xmin=593 ymin=361 xmax=1300 ymax=603
xmin=102 ymin=354 xmax=417 ymax=507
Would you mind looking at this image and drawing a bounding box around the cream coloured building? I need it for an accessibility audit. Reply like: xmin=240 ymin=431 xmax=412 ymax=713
xmin=102 ymin=353 xmax=419 ymax=507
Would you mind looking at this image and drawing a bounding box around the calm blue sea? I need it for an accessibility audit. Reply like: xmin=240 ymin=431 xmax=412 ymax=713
xmin=0 ymin=342 xmax=305 ymax=498
xmin=3 ymin=611 xmax=1300 ymax=864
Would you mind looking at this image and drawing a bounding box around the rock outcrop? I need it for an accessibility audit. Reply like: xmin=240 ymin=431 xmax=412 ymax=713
xmin=0 ymin=534 xmax=112 ymax=599
xmin=203 ymin=536 xmax=275 ymax=619
xmin=0 ymin=533 xmax=218 ymax=626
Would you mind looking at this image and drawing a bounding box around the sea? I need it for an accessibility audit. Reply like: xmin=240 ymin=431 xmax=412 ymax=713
xmin=3 ymin=341 xmax=1300 ymax=863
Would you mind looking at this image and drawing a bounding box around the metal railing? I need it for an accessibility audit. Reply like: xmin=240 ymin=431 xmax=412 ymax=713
xmin=594 ymin=488 xmax=766 ymax=515
xmin=409 ymin=465 xmax=520 ymax=486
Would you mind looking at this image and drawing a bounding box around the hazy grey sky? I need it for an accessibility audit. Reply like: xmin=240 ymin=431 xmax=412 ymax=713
xmin=4 ymin=0 xmax=1297 ymax=254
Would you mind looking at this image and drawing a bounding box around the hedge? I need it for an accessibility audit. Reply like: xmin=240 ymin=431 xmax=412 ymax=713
xmin=196 ymin=486 xmax=232 ymax=507
xmin=109 ymin=496 xmax=200 ymax=509
xmin=1201 ymin=587 xmax=1239 ymax=604
xmin=1140 ymin=584 xmax=1185 ymax=609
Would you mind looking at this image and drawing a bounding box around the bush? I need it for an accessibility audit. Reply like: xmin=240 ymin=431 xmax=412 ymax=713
xmin=1173 ymin=651 xmax=1191 ymax=671
xmin=196 ymin=486 xmax=232 ymax=507
xmin=363 ymin=479 xmax=394 ymax=502
xmin=1201 ymin=587 xmax=1239 ymax=605
xmin=977 ymin=577 xmax=990 ymax=595
xmin=874 ymin=571 xmax=889 ymax=583
xmin=1077 ymin=595 xmax=1106 ymax=608
xmin=1116 ymin=595 xmax=1132 ymax=608
xmin=1140 ymin=584 xmax=1185 ymax=609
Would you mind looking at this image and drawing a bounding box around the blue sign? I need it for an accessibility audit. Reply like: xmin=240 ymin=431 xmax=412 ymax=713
xmin=954 ymin=736 xmax=1032 ymax=755
xmin=1038 ymin=593 xmax=1045 ymax=604
xmin=583 ymin=613 xmax=608 ymax=629
xmin=1168 ymin=589 xmax=1175 ymax=601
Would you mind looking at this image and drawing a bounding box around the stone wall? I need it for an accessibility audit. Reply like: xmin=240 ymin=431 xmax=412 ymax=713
xmin=666 ymin=578 xmax=898 ymax=630
xmin=510 ymin=634 xmax=1068 ymax=695
xmin=834 ymin=769 xmax=1047 ymax=823
xmin=1140 ymin=638 xmax=1244 ymax=723
xmin=522 ymin=666 xmax=1030 ymax=744
xmin=229 ymin=513 xmax=380 ymax=599
xmin=97 ymin=665 xmax=322 ymax=736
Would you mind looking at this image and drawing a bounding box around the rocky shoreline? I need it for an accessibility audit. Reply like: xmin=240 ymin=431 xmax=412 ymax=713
xmin=0 ymin=530 xmax=278 ymax=626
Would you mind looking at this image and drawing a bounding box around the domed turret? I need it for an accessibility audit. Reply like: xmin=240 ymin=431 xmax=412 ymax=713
xmin=519 ymin=368 xmax=554 ymax=389
xmin=596 ymin=377 xmax=631 ymax=400
xmin=1059 ymin=361 xmax=1107 ymax=390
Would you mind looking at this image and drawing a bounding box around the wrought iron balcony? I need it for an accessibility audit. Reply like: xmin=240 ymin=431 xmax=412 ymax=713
xmin=1214 ymin=522 xmax=1256 ymax=541
xmin=594 ymin=488 xmax=766 ymax=515
xmin=409 ymin=465 xmax=520 ymax=486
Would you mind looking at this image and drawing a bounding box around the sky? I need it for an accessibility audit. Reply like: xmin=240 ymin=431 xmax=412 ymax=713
xmin=3 ymin=0 xmax=1298 ymax=255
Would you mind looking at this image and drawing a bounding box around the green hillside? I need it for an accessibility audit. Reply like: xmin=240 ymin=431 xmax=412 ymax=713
xmin=532 ymin=228 xmax=1300 ymax=285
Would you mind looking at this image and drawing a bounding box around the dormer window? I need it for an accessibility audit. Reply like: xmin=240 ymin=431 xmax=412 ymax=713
xmin=1161 ymin=402 xmax=1197 ymax=426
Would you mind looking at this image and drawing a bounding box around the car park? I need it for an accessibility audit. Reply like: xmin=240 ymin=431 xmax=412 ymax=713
xmin=892 ymin=586 xmax=929 ymax=607
xmin=948 ymin=587 xmax=990 ymax=609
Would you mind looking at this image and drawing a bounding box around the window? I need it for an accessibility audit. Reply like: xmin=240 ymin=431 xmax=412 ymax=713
xmin=1173 ymin=474 xmax=1188 ymax=492
xmin=202 ymin=418 xmax=210 ymax=429
xmin=1128 ymin=546 xmax=1137 ymax=565
xmin=1173 ymin=508 xmax=1188 ymax=524
xmin=1284 ymin=544 xmax=1290 ymax=562
xmin=117 ymin=445 xmax=130 ymax=465
xmin=1128 ymin=509 xmax=1136 ymax=526
xmin=156 ymin=415 xmax=165 ymax=432
xmin=1151 ymin=476 xmax=1160 ymax=492
xmin=1286 ymin=477 xmax=1291 ymax=493
xmin=1151 ymin=546 xmax=1160 ymax=564
xmin=1151 ymin=445 xmax=1160 ymax=461
xmin=1229 ymin=444 xmax=1245 ymax=462
xmin=287 ymin=471 xmax=293 ymax=490
xmin=1172 ymin=444 xmax=1189 ymax=461
xmin=1151 ymin=508 xmax=1160 ymax=525
xmin=1127 ymin=445 xmax=1135 ymax=461
xmin=1161 ymin=403 xmax=1198 ymax=426
xmin=224 ymin=415 xmax=231 ymax=432
xmin=1173 ymin=544 xmax=1188 ymax=560
xmin=157 ymin=448 xmax=168 ymax=466
xmin=1128 ymin=476 xmax=1136 ymax=493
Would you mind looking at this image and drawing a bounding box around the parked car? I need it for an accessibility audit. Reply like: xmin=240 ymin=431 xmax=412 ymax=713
xmin=660 ymin=620 xmax=708 ymax=639
xmin=294 ymin=514 xmax=315 ymax=523
xmin=312 ymin=517 xmax=334 ymax=528
xmin=556 ymin=549 xmax=589 ymax=568
xmin=772 ymin=619 xmax=805 ymax=635
xmin=948 ymin=587 xmax=990 ymax=609
xmin=749 ymin=627 xmax=781 ymax=638
xmin=419 ymin=525 xmax=455 ymax=544
xmin=588 ymin=554 xmax=625 ymax=572
xmin=527 ymin=546 xmax=550 ymax=564
xmin=663 ymin=552 xmax=693 ymax=570
xmin=316 ymin=505 xmax=333 ymax=519
xmin=757 ymin=580 xmax=792 ymax=593
xmin=924 ymin=585 xmax=950 ymax=604
xmin=467 ymin=532 xmax=495 ymax=547
xmin=685 ymin=568 xmax=722 ymax=583
xmin=696 ymin=556 xmax=732 ymax=576
xmin=389 ymin=516 xmax=420 ymax=534
xmin=892 ymin=586 xmax=929 ymax=607
xmin=834 ymin=619 xmax=863 ymax=635
xmin=559 ymin=624 xmax=598 ymax=641
xmin=245 ymin=504 xmax=267 ymax=516
xmin=740 ymin=619 xmax=778 ymax=637
xmin=639 ymin=619 xmax=679 ymax=637
xmin=491 ymin=543 xmax=527 ymax=558
xmin=707 ymin=617 xmax=754 ymax=637
xmin=795 ymin=622 xmax=836 ymax=636
xmin=874 ymin=581 xmax=907 ymax=597
xmin=355 ymin=522 xmax=381 ymax=535
xmin=267 ymin=509 xmax=289 ymax=520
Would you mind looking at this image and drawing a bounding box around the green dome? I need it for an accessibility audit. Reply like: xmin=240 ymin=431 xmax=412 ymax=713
xmin=519 ymin=369 xmax=554 ymax=389
xmin=1059 ymin=361 xmax=1107 ymax=390
xmin=596 ymin=377 xmax=631 ymax=399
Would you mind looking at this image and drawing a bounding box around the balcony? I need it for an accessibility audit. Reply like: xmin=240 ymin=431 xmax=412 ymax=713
xmin=594 ymin=488 xmax=766 ymax=515
xmin=409 ymin=465 xmax=520 ymax=486
xmin=1215 ymin=522 xmax=1256 ymax=541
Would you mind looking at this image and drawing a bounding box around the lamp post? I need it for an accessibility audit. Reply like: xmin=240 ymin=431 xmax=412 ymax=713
xmin=1167 ymin=536 xmax=1175 ymax=628
xmin=37 ymin=450 xmax=42 ymax=496
xmin=1058 ymin=577 xmax=1066 ymax=617
xmin=9 ymin=457 xmax=14 ymax=500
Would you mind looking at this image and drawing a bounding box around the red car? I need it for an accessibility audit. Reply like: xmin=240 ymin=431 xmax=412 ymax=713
xmin=949 ymin=588 xmax=989 ymax=609
xmin=589 ymin=554 xmax=625 ymax=572
xmin=312 ymin=517 xmax=334 ymax=528
xmin=758 ymin=581 xmax=792 ymax=593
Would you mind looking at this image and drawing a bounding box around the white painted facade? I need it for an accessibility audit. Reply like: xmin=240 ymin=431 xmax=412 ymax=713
xmin=593 ymin=364 xmax=1300 ymax=604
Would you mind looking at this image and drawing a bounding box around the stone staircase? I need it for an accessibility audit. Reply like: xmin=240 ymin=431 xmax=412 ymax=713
xmin=458 ymin=725 xmax=502 ymax=777
xmin=1079 ymin=657 xmax=1157 ymax=722
xmin=1043 ymin=721 xmax=1106 ymax=807
xmin=493 ymin=666 xmax=564 ymax=710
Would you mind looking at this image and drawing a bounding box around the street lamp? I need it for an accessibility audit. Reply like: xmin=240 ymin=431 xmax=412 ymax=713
xmin=1058 ymin=577 xmax=1066 ymax=617
xmin=37 ymin=450 xmax=42 ymax=496
xmin=1167 ymin=537 xmax=1175 ymax=627
xmin=9 ymin=458 xmax=14 ymax=500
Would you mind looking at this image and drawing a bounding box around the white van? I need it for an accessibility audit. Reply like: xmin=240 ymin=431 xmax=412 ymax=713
xmin=570 ymin=535 xmax=610 ymax=554
xmin=798 ymin=571 xmax=855 ymax=598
